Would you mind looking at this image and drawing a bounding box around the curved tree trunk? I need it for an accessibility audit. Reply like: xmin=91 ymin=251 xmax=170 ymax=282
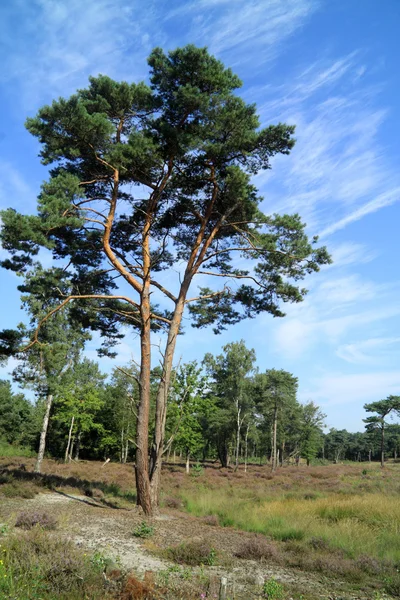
xmin=34 ymin=393 xmax=53 ymax=473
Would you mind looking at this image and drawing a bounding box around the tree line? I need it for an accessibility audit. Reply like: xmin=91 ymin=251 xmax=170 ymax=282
xmin=1 ymin=338 xmax=398 ymax=471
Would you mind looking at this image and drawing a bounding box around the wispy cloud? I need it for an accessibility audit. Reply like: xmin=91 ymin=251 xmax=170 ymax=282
xmin=166 ymin=0 xmax=319 ymax=65
xmin=300 ymin=370 xmax=400 ymax=409
xmin=319 ymin=187 xmax=400 ymax=237
xmin=0 ymin=0 xmax=160 ymax=110
xmin=271 ymin=270 xmax=400 ymax=359
xmin=329 ymin=241 xmax=378 ymax=268
xmin=336 ymin=337 xmax=400 ymax=365
xmin=253 ymin=53 xmax=399 ymax=237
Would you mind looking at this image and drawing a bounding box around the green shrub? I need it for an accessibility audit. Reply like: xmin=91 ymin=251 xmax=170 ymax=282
xmin=133 ymin=521 xmax=154 ymax=538
xmin=0 ymin=441 xmax=34 ymax=457
xmin=263 ymin=577 xmax=285 ymax=599
xmin=190 ymin=463 xmax=204 ymax=477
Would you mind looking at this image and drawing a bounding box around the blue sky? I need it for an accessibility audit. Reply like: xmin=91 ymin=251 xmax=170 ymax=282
xmin=0 ymin=0 xmax=399 ymax=432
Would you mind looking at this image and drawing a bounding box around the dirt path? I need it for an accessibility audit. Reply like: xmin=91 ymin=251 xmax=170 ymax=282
xmin=0 ymin=492 xmax=377 ymax=599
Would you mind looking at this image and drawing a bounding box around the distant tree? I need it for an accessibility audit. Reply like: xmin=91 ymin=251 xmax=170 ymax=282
xmin=364 ymin=396 xmax=400 ymax=467
xmin=299 ymin=401 xmax=326 ymax=466
xmin=0 ymin=380 xmax=33 ymax=446
xmin=324 ymin=429 xmax=350 ymax=463
xmin=55 ymin=359 xmax=106 ymax=461
xmin=386 ymin=424 xmax=400 ymax=460
xmin=100 ymin=365 xmax=139 ymax=462
xmin=255 ymin=369 xmax=298 ymax=471
xmin=0 ymin=46 xmax=330 ymax=514
xmin=166 ymin=361 xmax=209 ymax=473
xmin=0 ymin=266 xmax=89 ymax=472
xmin=204 ymin=341 xmax=255 ymax=470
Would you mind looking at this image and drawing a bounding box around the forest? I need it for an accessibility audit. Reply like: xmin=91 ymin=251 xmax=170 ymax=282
xmin=1 ymin=340 xmax=399 ymax=471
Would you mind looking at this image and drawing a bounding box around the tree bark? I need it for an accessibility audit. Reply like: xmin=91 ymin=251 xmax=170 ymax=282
xmin=381 ymin=422 xmax=385 ymax=468
xmin=149 ymin=290 xmax=188 ymax=508
xmin=235 ymin=406 xmax=241 ymax=471
xmin=74 ymin=430 xmax=81 ymax=461
xmin=244 ymin=423 xmax=249 ymax=473
xmin=186 ymin=451 xmax=190 ymax=474
xmin=271 ymin=404 xmax=278 ymax=472
xmin=64 ymin=416 xmax=75 ymax=463
xmin=34 ymin=393 xmax=53 ymax=473
xmin=135 ymin=266 xmax=153 ymax=515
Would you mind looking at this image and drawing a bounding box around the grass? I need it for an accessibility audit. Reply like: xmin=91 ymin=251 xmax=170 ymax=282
xmin=0 ymin=527 xmax=114 ymax=599
xmin=1 ymin=457 xmax=400 ymax=597
xmin=0 ymin=441 xmax=34 ymax=458
xmin=166 ymin=464 xmax=400 ymax=564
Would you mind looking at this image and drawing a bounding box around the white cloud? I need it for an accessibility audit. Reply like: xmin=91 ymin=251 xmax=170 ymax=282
xmin=0 ymin=0 xmax=157 ymax=110
xmin=272 ymin=269 xmax=400 ymax=359
xmin=336 ymin=337 xmax=400 ymax=365
xmin=300 ymin=370 xmax=400 ymax=408
xmin=253 ymin=53 xmax=399 ymax=237
xmin=0 ymin=161 xmax=33 ymax=210
xmin=329 ymin=241 xmax=377 ymax=268
xmin=166 ymin=0 xmax=319 ymax=64
xmin=319 ymin=187 xmax=400 ymax=237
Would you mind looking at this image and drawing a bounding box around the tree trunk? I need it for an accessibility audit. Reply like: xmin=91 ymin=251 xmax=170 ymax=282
xmin=149 ymin=292 xmax=187 ymax=509
xmin=235 ymin=406 xmax=241 ymax=471
xmin=120 ymin=427 xmax=124 ymax=463
xmin=217 ymin=438 xmax=229 ymax=468
xmin=64 ymin=416 xmax=75 ymax=463
xmin=186 ymin=451 xmax=190 ymax=475
xmin=381 ymin=422 xmax=385 ymax=468
xmin=271 ymin=405 xmax=278 ymax=472
xmin=74 ymin=430 xmax=81 ymax=461
xmin=244 ymin=423 xmax=249 ymax=473
xmin=368 ymin=449 xmax=372 ymax=462
xmin=34 ymin=393 xmax=53 ymax=473
xmin=135 ymin=269 xmax=153 ymax=515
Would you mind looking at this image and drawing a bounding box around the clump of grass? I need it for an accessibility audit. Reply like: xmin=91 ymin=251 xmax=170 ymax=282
xmin=0 ymin=481 xmax=39 ymax=499
xmin=166 ymin=540 xmax=217 ymax=566
xmin=15 ymin=510 xmax=57 ymax=531
xmin=384 ymin=573 xmax=400 ymax=597
xmin=133 ymin=521 xmax=154 ymax=539
xmin=270 ymin=528 xmax=305 ymax=542
xmin=309 ymin=536 xmax=330 ymax=551
xmin=84 ymin=487 xmax=105 ymax=500
xmin=163 ymin=496 xmax=181 ymax=509
xmin=235 ymin=535 xmax=280 ymax=561
xmin=0 ymin=441 xmax=34 ymax=458
xmin=202 ymin=514 xmax=219 ymax=526
xmin=0 ymin=527 xmax=112 ymax=599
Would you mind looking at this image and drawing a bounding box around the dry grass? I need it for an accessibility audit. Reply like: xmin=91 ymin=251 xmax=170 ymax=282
xmin=2 ymin=457 xmax=400 ymax=596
